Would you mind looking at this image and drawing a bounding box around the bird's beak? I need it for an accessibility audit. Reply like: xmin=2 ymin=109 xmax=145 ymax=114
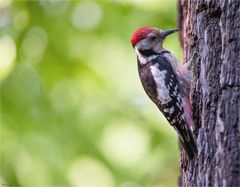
xmin=161 ymin=29 xmax=178 ymax=38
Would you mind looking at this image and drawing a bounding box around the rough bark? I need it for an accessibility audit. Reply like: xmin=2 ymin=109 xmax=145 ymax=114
xmin=178 ymin=0 xmax=240 ymax=186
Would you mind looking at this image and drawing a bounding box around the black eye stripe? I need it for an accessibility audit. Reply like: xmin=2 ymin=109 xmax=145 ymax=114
xmin=149 ymin=36 xmax=156 ymax=40
xmin=139 ymin=49 xmax=158 ymax=56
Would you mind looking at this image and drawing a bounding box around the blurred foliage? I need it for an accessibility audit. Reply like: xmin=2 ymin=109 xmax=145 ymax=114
xmin=0 ymin=0 xmax=182 ymax=186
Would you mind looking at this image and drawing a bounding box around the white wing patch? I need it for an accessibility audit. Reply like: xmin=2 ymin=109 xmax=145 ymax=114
xmin=169 ymin=106 xmax=175 ymax=114
xmin=163 ymin=106 xmax=175 ymax=114
xmin=150 ymin=64 xmax=172 ymax=104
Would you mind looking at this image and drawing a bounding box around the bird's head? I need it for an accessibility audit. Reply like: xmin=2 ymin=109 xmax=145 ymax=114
xmin=131 ymin=26 xmax=178 ymax=56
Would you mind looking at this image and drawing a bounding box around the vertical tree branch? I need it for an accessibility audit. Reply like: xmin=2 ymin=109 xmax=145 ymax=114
xmin=178 ymin=0 xmax=240 ymax=186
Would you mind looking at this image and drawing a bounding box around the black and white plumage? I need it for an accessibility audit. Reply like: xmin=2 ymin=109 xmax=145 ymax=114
xmin=131 ymin=26 xmax=197 ymax=158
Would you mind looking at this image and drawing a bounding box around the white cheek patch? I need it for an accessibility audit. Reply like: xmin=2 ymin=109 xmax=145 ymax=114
xmin=150 ymin=64 xmax=172 ymax=104
xmin=135 ymin=48 xmax=158 ymax=65
xmin=135 ymin=48 xmax=147 ymax=65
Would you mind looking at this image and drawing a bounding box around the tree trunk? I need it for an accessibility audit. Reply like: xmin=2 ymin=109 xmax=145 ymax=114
xmin=178 ymin=0 xmax=240 ymax=186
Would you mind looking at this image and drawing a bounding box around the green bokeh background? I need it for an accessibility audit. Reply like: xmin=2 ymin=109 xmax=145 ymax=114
xmin=0 ymin=0 xmax=182 ymax=186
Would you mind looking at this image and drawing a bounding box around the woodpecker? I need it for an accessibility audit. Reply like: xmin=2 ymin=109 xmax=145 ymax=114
xmin=131 ymin=26 xmax=197 ymax=158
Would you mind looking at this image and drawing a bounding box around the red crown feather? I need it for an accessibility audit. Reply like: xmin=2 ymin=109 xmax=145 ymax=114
xmin=131 ymin=26 xmax=155 ymax=46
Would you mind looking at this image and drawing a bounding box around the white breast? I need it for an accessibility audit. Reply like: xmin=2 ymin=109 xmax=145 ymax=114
xmin=150 ymin=64 xmax=172 ymax=104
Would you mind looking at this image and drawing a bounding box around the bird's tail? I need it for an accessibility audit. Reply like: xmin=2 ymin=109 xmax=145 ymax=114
xmin=174 ymin=124 xmax=198 ymax=159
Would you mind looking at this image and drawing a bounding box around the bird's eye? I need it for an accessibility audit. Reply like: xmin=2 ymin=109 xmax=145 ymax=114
xmin=149 ymin=36 xmax=156 ymax=41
